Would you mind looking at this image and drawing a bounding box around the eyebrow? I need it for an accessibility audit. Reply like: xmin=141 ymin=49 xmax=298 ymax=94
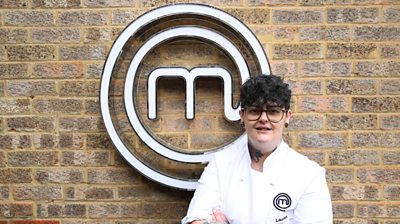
xmin=247 ymin=106 xmax=283 ymax=110
xmin=249 ymin=102 xmax=282 ymax=108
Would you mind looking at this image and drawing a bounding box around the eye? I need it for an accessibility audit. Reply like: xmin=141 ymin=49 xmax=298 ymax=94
xmin=267 ymin=108 xmax=282 ymax=115
xmin=247 ymin=108 xmax=260 ymax=114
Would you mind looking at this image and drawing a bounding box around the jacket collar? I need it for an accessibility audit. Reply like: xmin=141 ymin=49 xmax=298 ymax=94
xmin=243 ymin=139 xmax=288 ymax=183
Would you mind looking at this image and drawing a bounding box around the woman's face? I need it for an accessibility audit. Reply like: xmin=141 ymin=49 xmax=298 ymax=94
xmin=240 ymin=106 xmax=292 ymax=153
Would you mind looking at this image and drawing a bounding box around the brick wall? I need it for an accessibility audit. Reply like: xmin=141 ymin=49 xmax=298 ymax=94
xmin=0 ymin=0 xmax=399 ymax=223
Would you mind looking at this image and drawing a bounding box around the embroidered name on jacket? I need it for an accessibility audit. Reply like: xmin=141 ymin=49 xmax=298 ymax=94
xmin=276 ymin=215 xmax=288 ymax=222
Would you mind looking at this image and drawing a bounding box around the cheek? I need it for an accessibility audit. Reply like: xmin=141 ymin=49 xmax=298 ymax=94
xmin=272 ymin=123 xmax=285 ymax=132
xmin=243 ymin=120 xmax=255 ymax=130
xmin=243 ymin=120 xmax=250 ymax=129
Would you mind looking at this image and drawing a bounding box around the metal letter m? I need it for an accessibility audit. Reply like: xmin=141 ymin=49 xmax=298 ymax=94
xmin=147 ymin=67 xmax=240 ymax=121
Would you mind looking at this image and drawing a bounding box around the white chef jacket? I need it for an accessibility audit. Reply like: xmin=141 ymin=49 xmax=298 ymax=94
xmin=182 ymin=137 xmax=333 ymax=224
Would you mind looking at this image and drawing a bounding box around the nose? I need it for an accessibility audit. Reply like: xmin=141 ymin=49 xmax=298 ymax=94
xmin=259 ymin=111 xmax=269 ymax=121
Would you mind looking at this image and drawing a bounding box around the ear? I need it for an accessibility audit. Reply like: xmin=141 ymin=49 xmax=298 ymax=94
xmin=239 ymin=109 xmax=244 ymax=123
xmin=284 ymin=109 xmax=292 ymax=124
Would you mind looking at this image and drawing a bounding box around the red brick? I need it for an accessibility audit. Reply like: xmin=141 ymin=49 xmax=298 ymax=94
xmin=37 ymin=204 xmax=85 ymax=217
xmin=88 ymin=203 xmax=138 ymax=218
xmin=87 ymin=168 xmax=141 ymax=184
xmin=10 ymin=202 xmax=34 ymax=216
xmin=298 ymin=96 xmax=349 ymax=112
xmin=139 ymin=202 xmax=188 ymax=219
xmin=333 ymin=203 xmax=355 ymax=218
xmin=33 ymin=62 xmax=83 ymax=79
xmin=11 ymin=221 xmax=60 ymax=224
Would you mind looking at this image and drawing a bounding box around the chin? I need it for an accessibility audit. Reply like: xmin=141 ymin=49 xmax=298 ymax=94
xmin=250 ymin=134 xmax=279 ymax=147
xmin=254 ymin=133 xmax=274 ymax=141
xmin=252 ymin=136 xmax=273 ymax=145
xmin=256 ymin=139 xmax=273 ymax=146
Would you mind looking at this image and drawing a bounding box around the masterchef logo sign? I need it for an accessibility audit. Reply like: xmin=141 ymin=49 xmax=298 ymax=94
xmin=100 ymin=4 xmax=270 ymax=190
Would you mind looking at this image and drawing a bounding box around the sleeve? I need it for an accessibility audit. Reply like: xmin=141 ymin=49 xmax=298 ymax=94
xmin=181 ymin=159 xmax=221 ymax=224
xmin=293 ymin=167 xmax=333 ymax=224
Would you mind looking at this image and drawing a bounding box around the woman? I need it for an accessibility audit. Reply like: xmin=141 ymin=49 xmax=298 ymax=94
xmin=182 ymin=75 xmax=333 ymax=224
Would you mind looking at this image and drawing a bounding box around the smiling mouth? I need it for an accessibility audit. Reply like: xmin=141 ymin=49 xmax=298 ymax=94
xmin=256 ymin=127 xmax=272 ymax=131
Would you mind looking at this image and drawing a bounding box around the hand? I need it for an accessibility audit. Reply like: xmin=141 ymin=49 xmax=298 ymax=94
xmin=189 ymin=208 xmax=229 ymax=224
xmin=211 ymin=208 xmax=229 ymax=224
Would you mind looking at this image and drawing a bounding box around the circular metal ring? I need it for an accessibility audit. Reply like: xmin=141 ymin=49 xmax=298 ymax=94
xmin=100 ymin=4 xmax=270 ymax=190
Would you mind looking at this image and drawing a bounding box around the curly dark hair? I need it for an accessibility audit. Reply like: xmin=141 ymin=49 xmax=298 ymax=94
xmin=239 ymin=75 xmax=291 ymax=110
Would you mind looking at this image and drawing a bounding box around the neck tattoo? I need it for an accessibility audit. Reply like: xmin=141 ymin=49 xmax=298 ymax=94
xmin=252 ymin=149 xmax=263 ymax=162
xmin=250 ymin=145 xmax=278 ymax=163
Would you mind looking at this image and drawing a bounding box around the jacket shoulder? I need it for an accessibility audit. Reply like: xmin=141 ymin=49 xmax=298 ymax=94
xmin=213 ymin=135 xmax=248 ymax=163
xmin=285 ymin=146 xmax=325 ymax=175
